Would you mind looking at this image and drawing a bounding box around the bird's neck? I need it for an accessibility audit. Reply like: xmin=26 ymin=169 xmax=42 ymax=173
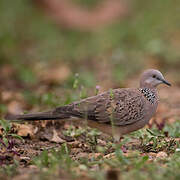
xmin=139 ymin=87 xmax=158 ymax=104
xmin=140 ymin=85 xmax=157 ymax=90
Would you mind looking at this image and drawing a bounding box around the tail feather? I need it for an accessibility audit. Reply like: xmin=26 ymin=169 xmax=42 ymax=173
xmin=5 ymin=111 xmax=70 ymax=121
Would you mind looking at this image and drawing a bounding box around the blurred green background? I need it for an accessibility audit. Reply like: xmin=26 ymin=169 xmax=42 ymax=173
xmin=0 ymin=0 xmax=180 ymax=111
xmin=0 ymin=1 xmax=180 ymax=179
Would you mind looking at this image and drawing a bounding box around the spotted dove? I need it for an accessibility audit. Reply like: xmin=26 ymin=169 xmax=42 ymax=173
xmin=5 ymin=69 xmax=171 ymax=140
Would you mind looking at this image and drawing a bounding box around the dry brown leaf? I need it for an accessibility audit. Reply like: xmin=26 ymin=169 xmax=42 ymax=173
xmin=20 ymin=156 xmax=31 ymax=161
xmin=156 ymin=151 xmax=168 ymax=159
xmin=76 ymin=152 xmax=89 ymax=159
xmin=7 ymin=101 xmax=23 ymax=114
xmin=69 ymin=141 xmax=81 ymax=148
xmin=71 ymin=148 xmax=83 ymax=155
xmin=148 ymin=152 xmax=157 ymax=160
xmin=97 ymin=139 xmax=107 ymax=146
xmin=1 ymin=91 xmax=14 ymax=101
xmin=104 ymin=152 xmax=115 ymax=159
xmin=13 ymin=123 xmax=35 ymax=138
xmin=1 ymin=91 xmax=24 ymax=102
xmin=88 ymin=153 xmax=102 ymax=159
xmin=37 ymin=64 xmax=71 ymax=84
xmin=51 ymin=129 xmax=66 ymax=143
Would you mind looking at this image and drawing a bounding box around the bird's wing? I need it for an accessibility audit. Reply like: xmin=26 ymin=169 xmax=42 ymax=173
xmin=60 ymin=88 xmax=146 ymax=126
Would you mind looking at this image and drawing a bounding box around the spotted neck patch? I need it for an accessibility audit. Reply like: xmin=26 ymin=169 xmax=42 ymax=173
xmin=139 ymin=88 xmax=156 ymax=104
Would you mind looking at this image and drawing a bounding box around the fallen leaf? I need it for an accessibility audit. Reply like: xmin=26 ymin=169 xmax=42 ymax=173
xmin=104 ymin=152 xmax=115 ymax=159
xmin=13 ymin=123 xmax=35 ymax=138
xmin=1 ymin=91 xmax=14 ymax=101
xmin=51 ymin=129 xmax=66 ymax=143
xmin=156 ymin=151 xmax=168 ymax=159
xmin=88 ymin=153 xmax=102 ymax=159
xmin=37 ymin=64 xmax=71 ymax=84
xmin=97 ymin=139 xmax=107 ymax=146
xmin=148 ymin=152 xmax=157 ymax=160
xmin=76 ymin=152 xmax=88 ymax=159
xmin=7 ymin=101 xmax=23 ymax=114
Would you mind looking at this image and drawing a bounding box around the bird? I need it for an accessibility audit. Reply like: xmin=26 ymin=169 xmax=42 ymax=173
xmin=5 ymin=69 xmax=171 ymax=141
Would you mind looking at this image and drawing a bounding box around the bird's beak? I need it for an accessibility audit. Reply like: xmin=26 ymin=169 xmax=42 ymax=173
xmin=162 ymin=79 xmax=171 ymax=86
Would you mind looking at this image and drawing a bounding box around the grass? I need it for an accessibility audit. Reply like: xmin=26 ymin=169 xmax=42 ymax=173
xmin=29 ymin=123 xmax=180 ymax=180
xmin=0 ymin=115 xmax=179 ymax=179
xmin=30 ymin=132 xmax=180 ymax=180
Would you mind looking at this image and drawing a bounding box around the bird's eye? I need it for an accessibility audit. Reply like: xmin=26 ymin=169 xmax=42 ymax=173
xmin=153 ymin=75 xmax=156 ymax=78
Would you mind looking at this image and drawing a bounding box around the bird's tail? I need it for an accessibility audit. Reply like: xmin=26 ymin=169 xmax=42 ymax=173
xmin=5 ymin=110 xmax=70 ymax=121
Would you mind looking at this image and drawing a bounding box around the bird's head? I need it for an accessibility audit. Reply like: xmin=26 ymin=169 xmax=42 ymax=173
xmin=140 ymin=69 xmax=171 ymax=88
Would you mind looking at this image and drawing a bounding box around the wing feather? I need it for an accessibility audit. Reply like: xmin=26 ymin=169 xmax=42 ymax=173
xmin=70 ymin=88 xmax=145 ymax=126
